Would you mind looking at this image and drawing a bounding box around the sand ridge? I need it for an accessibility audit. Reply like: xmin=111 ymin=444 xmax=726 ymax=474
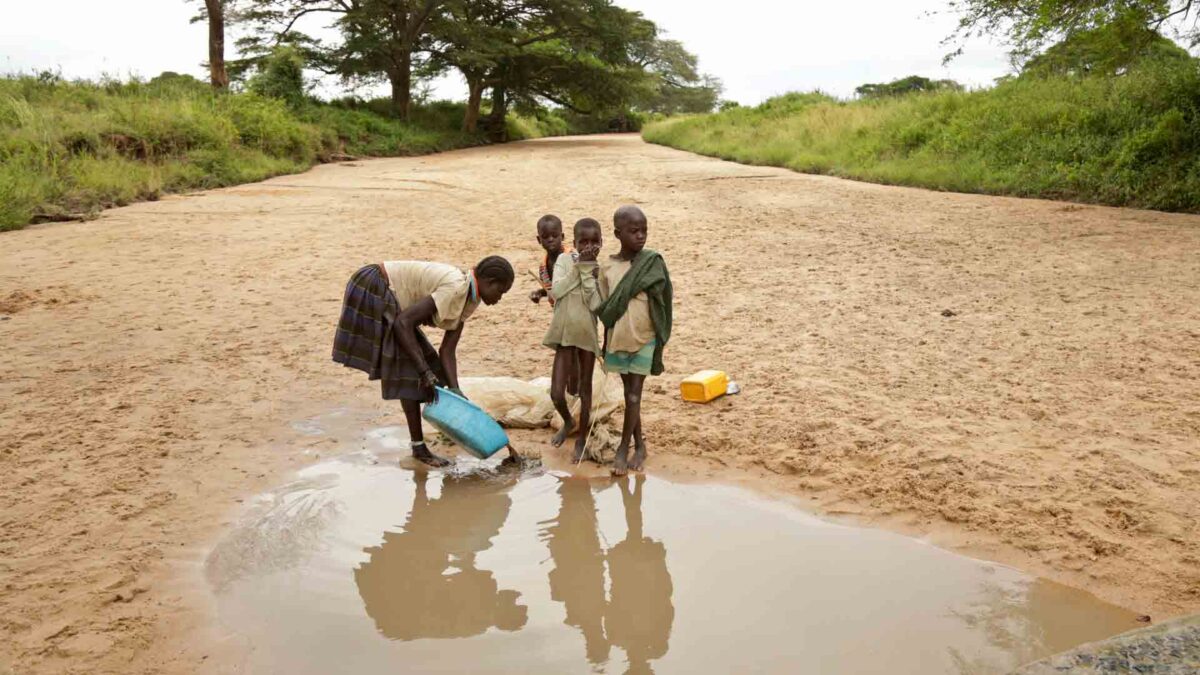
xmin=1 ymin=134 xmax=1198 ymax=672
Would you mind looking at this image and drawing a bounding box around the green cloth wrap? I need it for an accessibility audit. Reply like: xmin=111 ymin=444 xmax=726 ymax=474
xmin=596 ymin=249 xmax=673 ymax=376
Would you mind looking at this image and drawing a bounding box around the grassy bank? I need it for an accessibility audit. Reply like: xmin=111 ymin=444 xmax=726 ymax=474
xmin=644 ymin=59 xmax=1200 ymax=212
xmin=0 ymin=74 xmax=569 ymax=231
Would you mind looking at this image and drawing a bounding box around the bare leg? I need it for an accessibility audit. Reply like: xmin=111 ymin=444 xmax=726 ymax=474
xmin=565 ymin=348 xmax=581 ymax=397
xmin=401 ymin=398 xmax=450 ymax=467
xmin=612 ymin=373 xmax=643 ymax=476
xmin=550 ymin=347 xmax=575 ymax=447
xmin=572 ymin=350 xmax=596 ymax=463
xmin=626 ymin=375 xmax=648 ymax=472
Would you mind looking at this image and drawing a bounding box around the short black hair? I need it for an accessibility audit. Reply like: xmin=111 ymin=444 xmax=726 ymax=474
xmin=573 ymin=217 xmax=601 ymax=239
xmin=536 ymin=214 xmax=562 ymax=235
xmin=613 ymin=205 xmax=646 ymax=230
xmin=475 ymin=255 xmax=515 ymax=288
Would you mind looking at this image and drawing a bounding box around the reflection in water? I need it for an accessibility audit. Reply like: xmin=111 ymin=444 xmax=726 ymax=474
xmin=353 ymin=471 xmax=528 ymax=640
xmin=212 ymin=455 xmax=1141 ymax=674
xmin=543 ymin=477 xmax=611 ymax=664
xmin=947 ymin=576 xmax=1141 ymax=674
xmin=543 ymin=475 xmax=675 ymax=673
xmin=608 ymin=476 xmax=675 ymax=674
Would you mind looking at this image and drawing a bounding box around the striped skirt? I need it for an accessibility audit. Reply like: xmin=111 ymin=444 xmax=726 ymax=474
xmin=332 ymin=264 xmax=446 ymax=401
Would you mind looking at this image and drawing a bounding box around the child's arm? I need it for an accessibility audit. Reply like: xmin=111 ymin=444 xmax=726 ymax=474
xmin=595 ymin=255 xmax=610 ymax=302
xmin=578 ymin=263 xmax=601 ymax=311
xmin=549 ymin=253 xmax=577 ymax=301
xmin=395 ymin=297 xmax=443 ymax=392
xmin=439 ymin=323 xmax=464 ymax=392
xmin=527 ymin=268 xmax=547 ymax=303
xmin=576 ymin=242 xmax=602 ymax=311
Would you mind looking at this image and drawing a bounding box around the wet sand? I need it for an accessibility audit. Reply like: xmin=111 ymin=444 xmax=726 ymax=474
xmin=206 ymin=444 xmax=1137 ymax=674
xmin=1 ymin=134 xmax=1199 ymax=672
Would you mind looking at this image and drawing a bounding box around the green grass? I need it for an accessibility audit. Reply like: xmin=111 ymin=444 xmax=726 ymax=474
xmin=643 ymin=59 xmax=1200 ymax=212
xmin=0 ymin=74 xmax=575 ymax=231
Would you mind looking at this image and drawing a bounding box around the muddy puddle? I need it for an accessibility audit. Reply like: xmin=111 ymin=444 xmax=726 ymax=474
xmin=207 ymin=437 xmax=1139 ymax=674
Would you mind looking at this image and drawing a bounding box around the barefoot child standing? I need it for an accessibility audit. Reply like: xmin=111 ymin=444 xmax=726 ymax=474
xmin=529 ymin=214 xmax=568 ymax=307
xmin=332 ymin=257 xmax=516 ymax=467
xmin=529 ymin=214 xmax=581 ymax=399
xmin=597 ymin=206 xmax=673 ymax=476
xmin=542 ymin=218 xmax=604 ymax=460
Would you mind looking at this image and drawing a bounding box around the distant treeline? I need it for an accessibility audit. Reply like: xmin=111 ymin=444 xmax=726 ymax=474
xmin=194 ymin=0 xmax=723 ymax=136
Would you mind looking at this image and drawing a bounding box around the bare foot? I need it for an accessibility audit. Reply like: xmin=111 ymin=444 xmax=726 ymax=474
xmin=571 ymin=436 xmax=588 ymax=464
xmin=412 ymin=444 xmax=451 ymax=468
xmin=629 ymin=442 xmax=647 ymax=472
xmin=611 ymin=444 xmax=629 ymax=476
xmin=551 ymin=419 xmax=574 ymax=447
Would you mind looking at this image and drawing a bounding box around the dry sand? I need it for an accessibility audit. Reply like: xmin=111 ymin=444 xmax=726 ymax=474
xmin=1 ymin=134 xmax=1198 ymax=673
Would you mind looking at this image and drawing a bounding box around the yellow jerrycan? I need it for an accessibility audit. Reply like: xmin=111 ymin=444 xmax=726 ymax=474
xmin=680 ymin=370 xmax=729 ymax=403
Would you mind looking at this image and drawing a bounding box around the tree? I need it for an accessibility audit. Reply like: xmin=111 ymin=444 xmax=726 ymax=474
xmin=236 ymin=0 xmax=447 ymax=119
xmin=425 ymin=0 xmax=529 ymax=132
xmin=854 ymin=75 xmax=963 ymax=99
xmin=631 ymin=38 xmax=722 ymax=114
xmin=944 ymin=0 xmax=1200 ymax=64
xmin=1020 ymin=15 xmax=1193 ymax=76
xmin=190 ymin=0 xmax=232 ymax=90
xmin=429 ymin=0 xmax=659 ymax=137
xmin=483 ymin=2 xmax=657 ymax=135
xmin=248 ymin=45 xmax=309 ymax=105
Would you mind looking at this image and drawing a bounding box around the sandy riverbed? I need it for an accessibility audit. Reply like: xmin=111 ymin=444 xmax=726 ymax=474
xmin=1 ymin=134 xmax=1198 ymax=673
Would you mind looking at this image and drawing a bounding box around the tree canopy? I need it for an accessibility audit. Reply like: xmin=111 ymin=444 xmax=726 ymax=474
xmin=944 ymin=0 xmax=1199 ymax=64
xmin=854 ymin=75 xmax=963 ymax=99
xmin=221 ymin=0 xmax=718 ymax=131
xmin=1020 ymin=14 xmax=1194 ymax=76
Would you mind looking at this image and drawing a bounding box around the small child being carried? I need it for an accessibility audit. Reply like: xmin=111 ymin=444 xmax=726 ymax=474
xmin=542 ymin=218 xmax=604 ymax=461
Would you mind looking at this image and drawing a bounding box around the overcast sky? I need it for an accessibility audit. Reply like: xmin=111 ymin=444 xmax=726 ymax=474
xmin=1 ymin=1 xmax=1016 ymax=103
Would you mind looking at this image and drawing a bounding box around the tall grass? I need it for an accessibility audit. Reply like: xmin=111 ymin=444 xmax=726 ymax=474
xmin=0 ymin=75 xmax=572 ymax=231
xmin=643 ymin=60 xmax=1200 ymax=212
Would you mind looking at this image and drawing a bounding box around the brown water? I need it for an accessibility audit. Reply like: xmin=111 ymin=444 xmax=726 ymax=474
xmin=206 ymin=443 xmax=1139 ymax=674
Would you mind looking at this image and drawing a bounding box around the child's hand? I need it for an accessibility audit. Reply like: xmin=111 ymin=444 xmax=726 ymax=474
xmin=420 ymin=369 xmax=441 ymax=398
xmin=529 ymin=289 xmax=543 ymax=303
xmin=578 ymin=243 xmax=601 ymax=262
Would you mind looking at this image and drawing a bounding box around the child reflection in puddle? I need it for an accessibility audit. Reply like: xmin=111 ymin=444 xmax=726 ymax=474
xmin=606 ymin=475 xmax=674 ymax=672
xmin=543 ymin=475 xmax=674 ymax=671
xmin=353 ymin=471 xmax=527 ymax=640
xmin=545 ymin=477 xmax=611 ymax=664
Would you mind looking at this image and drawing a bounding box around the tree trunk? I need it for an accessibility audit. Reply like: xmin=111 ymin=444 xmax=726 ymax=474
xmin=463 ymin=77 xmax=484 ymax=133
xmin=389 ymin=52 xmax=412 ymax=121
xmin=204 ymin=0 xmax=229 ymax=90
xmin=485 ymin=85 xmax=507 ymax=142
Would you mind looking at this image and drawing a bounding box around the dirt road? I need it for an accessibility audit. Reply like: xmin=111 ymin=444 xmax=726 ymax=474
xmin=2 ymin=134 xmax=1198 ymax=673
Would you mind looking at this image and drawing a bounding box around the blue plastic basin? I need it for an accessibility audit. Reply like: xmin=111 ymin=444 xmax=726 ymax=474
xmin=421 ymin=387 xmax=510 ymax=459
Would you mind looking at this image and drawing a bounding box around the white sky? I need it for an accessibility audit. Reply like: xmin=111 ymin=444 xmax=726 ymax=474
xmin=1 ymin=0 xmax=1016 ymax=104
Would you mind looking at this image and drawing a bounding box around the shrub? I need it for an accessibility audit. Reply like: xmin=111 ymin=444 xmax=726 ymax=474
xmin=644 ymin=58 xmax=1200 ymax=212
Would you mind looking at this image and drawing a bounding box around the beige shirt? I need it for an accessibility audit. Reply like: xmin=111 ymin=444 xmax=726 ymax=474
xmin=382 ymin=261 xmax=478 ymax=331
xmin=542 ymin=254 xmax=601 ymax=355
xmin=599 ymin=257 xmax=655 ymax=353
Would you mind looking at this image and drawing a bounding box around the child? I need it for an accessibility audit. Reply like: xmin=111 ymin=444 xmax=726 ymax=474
xmin=542 ymin=218 xmax=604 ymax=460
xmin=332 ymin=257 xmax=516 ymax=467
xmin=529 ymin=214 xmax=568 ymax=307
xmin=529 ymin=213 xmax=581 ymax=399
xmin=597 ymin=206 xmax=672 ymax=476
